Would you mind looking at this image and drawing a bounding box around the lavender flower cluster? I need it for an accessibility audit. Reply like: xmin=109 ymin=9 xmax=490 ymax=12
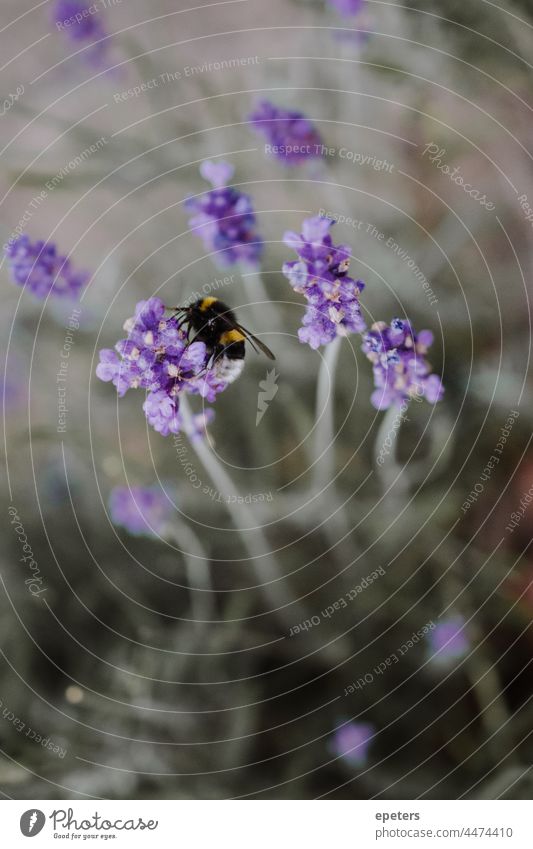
xmin=53 ymin=0 xmax=109 ymax=65
xmin=283 ymin=216 xmax=366 ymax=348
xmin=428 ymin=616 xmax=470 ymax=665
xmin=362 ymin=319 xmax=444 ymax=409
xmin=185 ymin=160 xmax=263 ymax=268
xmin=248 ymin=100 xmax=324 ymax=164
xmin=96 ymin=297 xmax=225 ymax=436
xmin=330 ymin=721 xmax=375 ymax=766
xmin=283 ymin=215 xmax=444 ymax=409
xmin=327 ymin=0 xmax=365 ymax=16
xmin=109 ymin=485 xmax=173 ymax=537
xmin=5 ymin=236 xmax=89 ymax=300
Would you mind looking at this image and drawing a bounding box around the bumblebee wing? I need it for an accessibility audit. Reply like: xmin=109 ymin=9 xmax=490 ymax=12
xmin=234 ymin=323 xmax=276 ymax=360
xmin=216 ymin=309 xmax=275 ymax=360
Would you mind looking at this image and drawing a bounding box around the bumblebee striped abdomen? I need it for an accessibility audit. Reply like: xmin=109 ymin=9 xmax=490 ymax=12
xmin=219 ymin=329 xmax=245 ymax=353
xmin=213 ymin=354 xmax=245 ymax=383
xmin=214 ymin=329 xmax=245 ymax=383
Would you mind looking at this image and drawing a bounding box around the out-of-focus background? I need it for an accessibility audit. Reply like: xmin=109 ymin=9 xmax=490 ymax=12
xmin=1 ymin=0 xmax=533 ymax=800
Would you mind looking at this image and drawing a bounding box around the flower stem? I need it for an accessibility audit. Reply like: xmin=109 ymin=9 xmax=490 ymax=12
xmin=308 ymin=335 xmax=360 ymax=571
xmin=440 ymin=566 xmax=516 ymax=767
xmin=162 ymin=519 xmax=213 ymax=624
xmin=180 ymin=397 xmax=347 ymax=663
xmin=312 ymin=336 xmax=342 ymax=494
xmin=374 ymin=402 xmax=412 ymax=501
xmin=160 ymin=518 xmax=214 ymax=679
xmin=180 ymin=397 xmax=289 ymax=612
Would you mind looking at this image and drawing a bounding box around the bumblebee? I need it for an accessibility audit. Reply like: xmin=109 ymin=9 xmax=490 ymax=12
xmin=172 ymin=297 xmax=275 ymax=384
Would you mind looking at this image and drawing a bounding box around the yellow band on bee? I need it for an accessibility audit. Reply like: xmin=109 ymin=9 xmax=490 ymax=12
xmin=220 ymin=329 xmax=245 ymax=345
xmin=199 ymin=297 xmax=217 ymax=311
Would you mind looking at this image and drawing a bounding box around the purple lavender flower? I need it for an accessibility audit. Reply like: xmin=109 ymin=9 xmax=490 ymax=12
xmin=185 ymin=161 xmax=263 ymax=269
xmin=142 ymin=390 xmax=183 ymax=437
xmin=52 ymin=0 xmax=108 ymax=64
xmin=327 ymin=0 xmax=364 ymax=16
xmin=282 ymin=215 xmax=366 ymax=348
xmin=96 ymin=297 xmax=226 ymax=436
xmin=248 ymin=100 xmax=324 ymax=165
xmin=2 ymin=373 xmax=24 ymax=409
xmin=327 ymin=0 xmax=373 ymax=47
xmin=109 ymin=486 xmax=173 ymax=536
xmin=361 ymin=319 xmax=444 ymax=409
xmin=330 ymin=721 xmax=375 ymax=766
xmin=428 ymin=617 xmax=470 ymax=664
xmin=5 ymin=236 xmax=89 ymax=300
xmin=185 ymin=408 xmax=215 ymax=441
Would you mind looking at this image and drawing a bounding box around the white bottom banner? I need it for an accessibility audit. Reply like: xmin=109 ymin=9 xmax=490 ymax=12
xmin=0 ymin=800 xmax=531 ymax=848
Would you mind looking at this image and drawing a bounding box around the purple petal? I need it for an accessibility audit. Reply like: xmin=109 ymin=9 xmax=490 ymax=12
xmin=200 ymin=160 xmax=235 ymax=188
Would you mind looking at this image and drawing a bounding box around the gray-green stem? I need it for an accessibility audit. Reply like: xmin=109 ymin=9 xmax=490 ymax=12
xmin=180 ymin=397 xmax=348 ymax=664
xmin=312 ymin=336 xmax=342 ymax=494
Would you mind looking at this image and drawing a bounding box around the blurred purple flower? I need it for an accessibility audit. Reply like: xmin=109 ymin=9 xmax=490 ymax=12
xmin=327 ymin=0 xmax=373 ymax=47
xmin=109 ymin=486 xmax=173 ymax=536
xmin=282 ymin=215 xmax=366 ymax=348
xmin=428 ymin=616 xmax=470 ymax=664
xmin=328 ymin=0 xmax=365 ymax=15
xmin=52 ymin=0 xmax=108 ymax=64
xmin=185 ymin=161 xmax=263 ymax=269
xmin=248 ymin=100 xmax=324 ymax=165
xmin=361 ymin=319 xmax=444 ymax=409
xmin=185 ymin=408 xmax=215 ymax=441
xmin=327 ymin=0 xmax=365 ymax=15
xmin=330 ymin=721 xmax=375 ymax=766
xmin=5 ymin=236 xmax=89 ymax=300
xmin=2 ymin=373 xmax=24 ymax=409
xmin=142 ymin=389 xmax=183 ymax=437
xmin=96 ymin=297 xmax=226 ymax=436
